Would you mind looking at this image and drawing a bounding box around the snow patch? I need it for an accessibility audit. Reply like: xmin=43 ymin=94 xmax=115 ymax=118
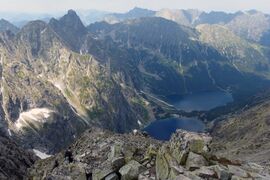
xmin=33 ymin=149 xmax=51 ymax=159
xmin=133 ymin=129 xmax=138 ymax=134
xmin=15 ymin=108 xmax=53 ymax=129
xmin=8 ymin=129 xmax=12 ymax=136
xmin=40 ymin=28 xmax=47 ymax=34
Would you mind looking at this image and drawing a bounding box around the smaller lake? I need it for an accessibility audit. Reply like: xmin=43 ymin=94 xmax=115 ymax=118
xmin=165 ymin=91 xmax=233 ymax=112
xmin=144 ymin=117 xmax=205 ymax=141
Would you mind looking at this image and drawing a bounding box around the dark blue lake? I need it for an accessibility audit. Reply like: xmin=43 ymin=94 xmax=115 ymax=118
xmin=165 ymin=91 xmax=233 ymax=112
xmin=144 ymin=117 xmax=205 ymax=140
xmin=144 ymin=91 xmax=233 ymax=140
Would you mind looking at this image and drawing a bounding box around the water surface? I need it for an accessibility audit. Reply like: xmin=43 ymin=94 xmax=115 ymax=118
xmin=144 ymin=117 xmax=205 ymax=140
xmin=165 ymin=91 xmax=233 ymax=112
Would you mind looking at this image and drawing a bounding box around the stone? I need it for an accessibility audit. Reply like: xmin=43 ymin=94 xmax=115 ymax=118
xmin=175 ymin=174 xmax=192 ymax=180
xmin=93 ymin=168 xmax=114 ymax=180
xmin=189 ymin=139 xmax=206 ymax=154
xmin=185 ymin=152 xmax=208 ymax=171
xmin=209 ymin=165 xmax=232 ymax=180
xmin=169 ymin=130 xmax=212 ymax=165
xmin=231 ymin=175 xmax=252 ymax=180
xmin=156 ymin=147 xmax=170 ymax=180
xmin=171 ymin=165 xmax=184 ymax=174
xmin=108 ymin=143 xmax=123 ymax=160
xmin=119 ymin=160 xmax=146 ymax=180
xmin=111 ymin=157 xmax=125 ymax=170
xmin=184 ymin=171 xmax=203 ymax=180
xmin=105 ymin=173 xmax=119 ymax=180
xmin=228 ymin=165 xmax=249 ymax=178
xmin=171 ymin=147 xmax=189 ymax=165
xmin=194 ymin=166 xmax=217 ymax=179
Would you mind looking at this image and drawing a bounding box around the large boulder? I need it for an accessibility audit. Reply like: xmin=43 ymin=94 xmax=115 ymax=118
xmin=119 ymin=160 xmax=146 ymax=180
xmin=185 ymin=152 xmax=208 ymax=171
xmin=169 ymin=130 xmax=212 ymax=166
xmin=228 ymin=165 xmax=249 ymax=178
xmin=170 ymin=130 xmax=212 ymax=155
xmin=208 ymin=165 xmax=232 ymax=180
xmin=155 ymin=146 xmax=171 ymax=180
xmin=92 ymin=168 xmax=115 ymax=180
xmin=194 ymin=166 xmax=217 ymax=179
xmin=111 ymin=157 xmax=125 ymax=170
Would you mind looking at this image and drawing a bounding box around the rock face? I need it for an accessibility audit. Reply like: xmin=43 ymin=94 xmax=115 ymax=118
xmin=0 ymin=133 xmax=38 ymax=179
xmin=29 ymin=128 xmax=270 ymax=180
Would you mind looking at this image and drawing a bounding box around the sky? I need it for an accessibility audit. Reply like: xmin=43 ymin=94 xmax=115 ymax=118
xmin=0 ymin=0 xmax=269 ymax=14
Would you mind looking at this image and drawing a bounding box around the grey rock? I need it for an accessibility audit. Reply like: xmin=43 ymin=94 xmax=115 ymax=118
xmin=93 ymin=168 xmax=114 ymax=180
xmin=194 ymin=166 xmax=217 ymax=178
xmin=111 ymin=157 xmax=125 ymax=170
xmin=185 ymin=152 xmax=208 ymax=171
xmin=105 ymin=173 xmax=119 ymax=180
xmin=209 ymin=165 xmax=232 ymax=180
xmin=119 ymin=160 xmax=146 ymax=180
xmin=175 ymin=174 xmax=192 ymax=180
xmin=231 ymin=175 xmax=252 ymax=180
xmin=228 ymin=165 xmax=249 ymax=178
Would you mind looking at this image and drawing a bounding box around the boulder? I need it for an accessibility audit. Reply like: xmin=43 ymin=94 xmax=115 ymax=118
xmin=185 ymin=152 xmax=208 ymax=171
xmin=119 ymin=160 xmax=146 ymax=180
xmin=155 ymin=147 xmax=170 ymax=180
xmin=93 ymin=168 xmax=114 ymax=180
xmin=231 ymin=175 xmax=252 ymax=180
xmin=108 ymin=143 xmax=123 ymax=160
xmin=170 ymin=130 xmax=212 ymax=154
xmin=228 ymin=165 xmax=249 ymax=178
xmin=111 ymin=157 xmax=125 ymax=170
xmin=209 ymin=165 xmax=232 ymax=180
xmin=105 ymin=173 xmax=119 ymax=180
xmin=169 ymin=130 xmax=212 ymax=165
xmin=175 ymin=174 xmax=192 ymax=180
xmin=183 ymin=171 xmax=203 ymax=180
xmin=194 ymin=166 xmax=217 ymax=179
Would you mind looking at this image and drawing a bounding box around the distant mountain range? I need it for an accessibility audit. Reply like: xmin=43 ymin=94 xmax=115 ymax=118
xmin=1 ymin=7 xmax=270 ymax=47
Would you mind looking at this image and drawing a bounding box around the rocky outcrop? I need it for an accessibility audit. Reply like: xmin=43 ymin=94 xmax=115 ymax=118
xmin=29 ymin=128 xmax=270 ymax=180
xmin=0 ymin=133 xmax=38 ymax=179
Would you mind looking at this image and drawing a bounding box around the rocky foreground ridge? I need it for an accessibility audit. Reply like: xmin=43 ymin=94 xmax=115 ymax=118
xmin=29 ymin=128 xmax=270 ymax=180
xmin=0 ymin=130 xmax=37 ymax=180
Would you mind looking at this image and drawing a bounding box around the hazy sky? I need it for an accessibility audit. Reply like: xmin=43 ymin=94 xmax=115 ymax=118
xmin=0 ymin=0 xmax=269 ymax=13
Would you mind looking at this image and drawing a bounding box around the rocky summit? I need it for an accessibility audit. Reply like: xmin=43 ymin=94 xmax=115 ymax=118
xmin=29 ymin=128 xmax=270 ymax=179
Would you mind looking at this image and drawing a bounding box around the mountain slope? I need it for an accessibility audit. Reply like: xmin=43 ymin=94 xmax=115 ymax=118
xmin=0 ymin=18 xmax=152 ymax=153
xmin=0 ymin=19 xmax=19 ymax=34
xmin=88 ymin=17 xmax=270 ymax=100
xmin=197 ymin=24 xmax=270 ymax=77
xmin=0 ymin=131 xmax=37 ymax=179
xmin=211 ymin=90 xmax=270 ymax=164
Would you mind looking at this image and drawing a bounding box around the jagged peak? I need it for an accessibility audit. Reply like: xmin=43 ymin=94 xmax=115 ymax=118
xmin=60 ymin=9 xmax=84 ymax=24
xmin=67 ymin=9 xmax=77 ymax=16
xmin=20 ymin=20 xmax=48 ymax=33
